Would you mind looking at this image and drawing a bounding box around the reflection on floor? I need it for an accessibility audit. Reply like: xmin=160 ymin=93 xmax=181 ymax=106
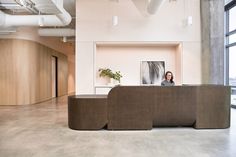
xmin=0 ymin=96 xmax=236 ymax=157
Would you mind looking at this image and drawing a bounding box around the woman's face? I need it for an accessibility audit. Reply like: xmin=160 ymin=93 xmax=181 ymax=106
xmin=166 ymin=72 xmax=172 ymax=81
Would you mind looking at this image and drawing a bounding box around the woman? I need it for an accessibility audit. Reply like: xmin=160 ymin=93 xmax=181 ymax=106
xmin=161 ymin=71 xmax=175 ymax=86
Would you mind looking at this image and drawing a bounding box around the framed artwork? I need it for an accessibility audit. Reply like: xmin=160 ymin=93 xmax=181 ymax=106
xmin=141 ymin=61 xmax=165 ymax=85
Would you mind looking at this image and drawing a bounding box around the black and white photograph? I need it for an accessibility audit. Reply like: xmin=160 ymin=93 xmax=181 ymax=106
xmin=141 ymin=61 xmax=165 ymax=85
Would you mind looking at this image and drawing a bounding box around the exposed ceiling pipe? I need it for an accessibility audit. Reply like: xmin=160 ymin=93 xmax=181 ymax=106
xmin=131 ymin=0 xmax=166 ymax=15
xmin=147 ymin=0 xmax=165 ymax=14
xmin=0 ymin=28 xmax=17 ymax=34
xmin=0 ymin=3 xmax=20 ymax=8
xmin=38 ymin=28 xmax=75 ymax=37
xmin=0 ymin=0 xmax=71 ymax=27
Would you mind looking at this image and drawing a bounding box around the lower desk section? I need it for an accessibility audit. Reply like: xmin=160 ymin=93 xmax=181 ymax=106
xmin=68 ymin=95 xmax=107 ymax=130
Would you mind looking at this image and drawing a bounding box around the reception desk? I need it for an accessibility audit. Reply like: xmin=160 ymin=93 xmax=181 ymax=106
xmin=68 ymin=85 xmax=231 ymax=130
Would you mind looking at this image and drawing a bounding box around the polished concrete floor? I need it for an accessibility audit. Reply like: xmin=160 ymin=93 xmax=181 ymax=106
xmin=0 ymin=96 xmax=236 ymax=157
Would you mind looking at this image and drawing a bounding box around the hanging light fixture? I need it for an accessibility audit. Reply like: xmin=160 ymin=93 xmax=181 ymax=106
xmin=187 ymin=16 xmax=193 ymax=26
xmin=62 ymin=36 xmax=67 ymax=42
xmin=112 ymin=15 xmax=118 ymax=26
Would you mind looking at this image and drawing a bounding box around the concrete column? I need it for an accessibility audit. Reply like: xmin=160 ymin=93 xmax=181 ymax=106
xmin=201 ymin=0 xmax=224 ymax=84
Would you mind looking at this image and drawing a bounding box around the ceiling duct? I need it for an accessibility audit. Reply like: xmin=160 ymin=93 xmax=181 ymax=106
xmin=0 ymin=3 xmax=20 ymax=9
xmin=147 ymin=0 xmax=165 ymax=14
xmin=0 ymin=27 xmax=16 ymax=34
xmin=0 ymin=0 xmax=71 ymax=27
xmin=30 ymin=0 xmax=62 ymax=14
xmin=131 ymin=0 xmax=166 ymax=15
xmin=16 ymin=0 xmax=39 ymax=14
xmin=38 ymin=28 xmax=75 ymax=37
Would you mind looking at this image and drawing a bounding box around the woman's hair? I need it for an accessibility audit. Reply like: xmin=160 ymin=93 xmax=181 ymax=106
xmin=165 ymin=71 xmax=174 ymax=83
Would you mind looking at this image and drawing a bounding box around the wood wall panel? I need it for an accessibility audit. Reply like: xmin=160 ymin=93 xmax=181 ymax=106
xmin=58 ymin=56 xmax=68 ymax=96
xmin=0 ymin=39 xmax=68 ymax=105
xmin=0 ymin=40 xmax=17 ymax=105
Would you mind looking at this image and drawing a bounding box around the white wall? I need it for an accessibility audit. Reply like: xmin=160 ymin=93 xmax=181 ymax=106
xmin=182 ymin=42 xmax=201 ymax=84
xmin=76 ymin=42 xmax=95 ymax=94
xmin=76 ymin=0 xmax=201 ymax=94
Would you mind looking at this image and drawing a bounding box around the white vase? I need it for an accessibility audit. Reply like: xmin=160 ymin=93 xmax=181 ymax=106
xmin=107 ymin=78 xmax=113 ymax=85
xmin=113 ymin=79 xmax=120 ymax=85
xmin=107 ymin=78 xmax=120 ymax=85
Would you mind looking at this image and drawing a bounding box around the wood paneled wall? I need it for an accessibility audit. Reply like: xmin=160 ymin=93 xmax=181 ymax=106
xmin=0 ymin=39 xmax=68 ymax=105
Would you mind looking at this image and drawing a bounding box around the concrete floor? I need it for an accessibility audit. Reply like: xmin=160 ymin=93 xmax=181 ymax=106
xmin=0 ymin=96 xmax=236 ymax=157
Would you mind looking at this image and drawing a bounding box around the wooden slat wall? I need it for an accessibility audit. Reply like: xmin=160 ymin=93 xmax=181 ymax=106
xmin=0 ymin=39 xmax=68 ymax=105
xmin=58 ymin=56 xmax=68 ymax=96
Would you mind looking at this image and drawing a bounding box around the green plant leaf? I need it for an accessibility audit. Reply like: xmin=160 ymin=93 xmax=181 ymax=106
xmin=98 ymin=68 xmax=122 ymax=82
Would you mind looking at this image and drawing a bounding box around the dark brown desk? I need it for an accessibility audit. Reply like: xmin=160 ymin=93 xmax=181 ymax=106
xmin=68 ymin=95 xmax=107 ymax=130
xmin=68 ymin=85 xmax=231 ymax=130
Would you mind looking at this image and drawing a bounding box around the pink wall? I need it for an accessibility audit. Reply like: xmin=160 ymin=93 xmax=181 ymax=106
xmin=96 ymin=43 xmax=182 ymax=85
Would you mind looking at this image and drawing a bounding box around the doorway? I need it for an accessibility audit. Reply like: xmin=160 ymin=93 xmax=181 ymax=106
xmin=51 ymin=56 xmax=58 ymax=98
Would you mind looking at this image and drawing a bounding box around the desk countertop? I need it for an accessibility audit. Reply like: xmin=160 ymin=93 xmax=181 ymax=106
xmin=68 ymin=95 xmax=107 ymax=99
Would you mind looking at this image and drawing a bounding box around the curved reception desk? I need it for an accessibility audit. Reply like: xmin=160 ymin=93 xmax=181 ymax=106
xmin=68 ymin=85 xmax=231 ymax=130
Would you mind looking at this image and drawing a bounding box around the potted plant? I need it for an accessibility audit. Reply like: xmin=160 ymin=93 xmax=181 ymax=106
xmin=99 ymin=68 xmax=122 ymax=84
xmin=112 ymin=71 xmax=122 ymax=83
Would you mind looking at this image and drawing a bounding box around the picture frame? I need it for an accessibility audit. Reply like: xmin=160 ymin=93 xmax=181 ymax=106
xmin=141 ymin=61 xmax=165 ymax=85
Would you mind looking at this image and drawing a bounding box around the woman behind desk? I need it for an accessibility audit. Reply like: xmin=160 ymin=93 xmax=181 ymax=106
xmin=161 ymin=71 xmax=175 ymax=86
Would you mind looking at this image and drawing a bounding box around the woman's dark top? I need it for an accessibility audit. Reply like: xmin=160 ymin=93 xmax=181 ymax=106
xmin=161 ymin=80 xmax=175 ymax=86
